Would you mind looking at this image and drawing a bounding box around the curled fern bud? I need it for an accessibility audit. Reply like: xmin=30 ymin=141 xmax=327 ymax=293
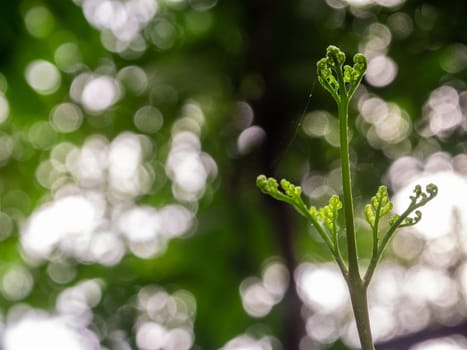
xmin=256 ymin=174 xmax=270 ymax=192
xmin=318 ymin=195 xmax=342 ymax=234
xmin=364 ymin=185 xmax=393 ymax=230
xmin=343 ymin=65 xmax=353 ymax=83
xmin=388 ymin=183 xmax=438 ymax=232
xmin=426 ymin=183 xmax=438 ymax=196
xmin=400 ymin=210 xmax=422 ymax=228
xmin=256 ymin=175 xmax=279 ymax=194
xmin=309 ymin=206 xmax=318 ymax=219
xmin=410 ymin=185 xmax=422 ymax=201
xmin=281 ymin=179 xmax=302 ymax=197
xmin=256 ymin=175 xmax=309 ymax=216
xmin=389 ymin=214 xmax=400 ymax=226
xmin=317 ymin=45 xmax=367 ymax=101
xmin=317 ymin=58 xmax=340 ymax=100
xmin=353 ymin=53 xmax=367 ymax=75
xmin=327 ymin=45 xmax=346 ymax=68
xmin=365 ymin=204 xmax=375 ymax=226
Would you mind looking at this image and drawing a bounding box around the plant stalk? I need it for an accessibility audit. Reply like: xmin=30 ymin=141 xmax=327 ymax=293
xmin=348 ymin=279 xmax=374 ymax=350
xmin=338 ymin=93 xmax=375 ymax=350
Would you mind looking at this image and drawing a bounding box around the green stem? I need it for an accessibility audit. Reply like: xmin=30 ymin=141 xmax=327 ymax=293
xmin=339 ymin=95 xmax=359 ymax=278
xmin=336 ymin=73 xmax=374 ymax=349
xmin=348 ymin=279 xmax=374 ymax=350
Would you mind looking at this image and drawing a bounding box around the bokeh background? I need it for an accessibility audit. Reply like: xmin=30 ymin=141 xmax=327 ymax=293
xmin=0 ymin=0 xmax=466 ymax=349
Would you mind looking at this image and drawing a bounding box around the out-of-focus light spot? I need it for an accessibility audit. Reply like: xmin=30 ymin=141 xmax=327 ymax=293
xmin=234 ymin=101 xmax=254 ymax=130
xmin=240 ymin=277 xmax=275 ymax=317
xmin=0 ymin=93 xmax=10 ymax=124
xmin=66 ymin=136 xmax=108 ymax=188
xmin=81 ymin=75 xmax=120 ymax=113
xmin=0 ymin=132 xmax=14 ymax=163
xmin=342 ymin=0 xmax=373 ymax=7
xmin=24 ymin=6 xmax=55 ymax=38
xmin=325 ymin=0 xmax=346 ymax=10
xmin=118 ymin=206 xmax=160 ymax=242
xmin=307 ymin=315 xmax=339 ymax=345
xmin=117 ymin=66 xmax=148 ymax=95
xmin=55 ymin=42 xmax=82 ymax=73
xmin=440 ymin=44 xmax=467 ymax=73
xmin=220 ymin=334 xmax=280 ymax=350
xmin=2 ymin=311 xmax=99 ymax=350
xmin=184 ymin=10 xmax=213 ymax=37
xmin=362 ymin=23 xmax=392 ymax=56
xmin=57 ymin=279 xmax=102 ymax=326
xmin=147 ymin=18 xmax=177 ymax=50
xmin=0 ymin=211 xmax=14 ymax=239
xmin=117 ymin=204 xmax=193 ymax=258
xmin=50 ymin=103 xmax=83 ymax=133
xmin=28 ymin=121 xmax=57 ymax=150
xmin=1 ymin=265 xmax=33 ymax=301
xmin=47 ymin=260 xmax=77 ymax=284
xmin=136 ymin=286 xmax=196 ymax=350
xmin=108 ymin=133 xmax=152 ymax=196
xmin=420 ymin=85 xmax=464 ymax=138
xmin=374 ymin=0 xmax=405 ymax=7
xmin=303 ymin=111 xmax=331 ymax=137
xmin=21 ymin=194 xmax=104 ymax=260
xmin=358 ymin=95 xmax=411 ymax=148
xmin=301 ymin=173 xmax=335 ymax=199
xmin=296 ymin=263 xmax=348 ymax=313
xmin=342 ymin=0 xmax=405 ymax=7
xmin=165 ymin=328 xmax=193 ymax=350
xmin=80 ymin=0 xmax=158 ymax=46
xmin=365 ymin=55 xmax=397 ymax=87
xmin=159 ymin=205 xmax=193 ymax=238
xmin=237 ymin=125 xmax=266 ymax=155
xmin=359 ymin=96 xmax=388 ymax=124
xmin=368 ymin=306 xmax=397 ymax=342
xmin=392 ymin=229 xmax=424 ymax=260
xmin=70 ymin=73 xmax=91 ymax=102
xmin=404 ymin=265 xmax=457 ymax=307
xmin=136 ymin=322 xmax=167 ymax=350
xmin=410 ymin=337 xmax=467 ymax=350
xmin=240 ymin=260 xmax=288 ymax=318
xmin=134 ymin=105 xmax=164 ymax=134
xmin=358 ymin=96 xmax=389 ymax=124
xmin=262 ymin=261 xmax=289 ymax=299
xmin=25 ymin=60 xmax=61 ymax=95
xmin=374 ymin=104 xmax=410 ymax=143
xmin=190 ymin=0 xmax=218 ymax=11
xmin=166 ymin=103 xmax=217 ymax=201
xmin=368 ymin=262 xmax=405 ymax=306
xmin=89 ymin=231 xmax=125 ymax=266
xmin=387 ymin=12 xmax=413 ymax=39
xmin=387 ymin=155 xmax=424 ymax=191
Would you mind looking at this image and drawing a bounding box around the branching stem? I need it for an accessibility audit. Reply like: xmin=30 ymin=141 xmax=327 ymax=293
xmin=256 ymin=45 xmax=437 ymax=350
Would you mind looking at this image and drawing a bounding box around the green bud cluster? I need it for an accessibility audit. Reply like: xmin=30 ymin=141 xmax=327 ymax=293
xmin=317 ymin=45 xmax=367 ymax=103
xmin=364 ymin=185 xmax=393 ymax=229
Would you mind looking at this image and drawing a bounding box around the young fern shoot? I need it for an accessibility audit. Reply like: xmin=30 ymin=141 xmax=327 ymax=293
xmin=256 ymin=45 xmax=438 ymax=350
